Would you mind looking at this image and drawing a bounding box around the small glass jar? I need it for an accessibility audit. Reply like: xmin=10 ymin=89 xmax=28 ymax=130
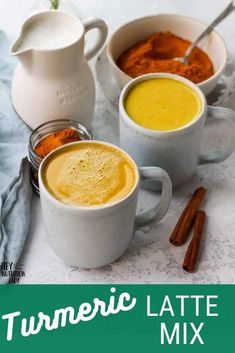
xmin=28 ymin=119 xmax=93 ymax=194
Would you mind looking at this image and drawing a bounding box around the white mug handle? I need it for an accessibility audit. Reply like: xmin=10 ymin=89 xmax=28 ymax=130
xmin=135 ymin=167 xmax=172 ymax=228
xmin=83 ymin=17 xmax=108 ymax=61
xmin=199 ymin=106 xmax=235 ymax=164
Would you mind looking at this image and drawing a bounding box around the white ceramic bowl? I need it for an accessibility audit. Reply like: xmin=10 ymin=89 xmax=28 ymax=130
xmin=107 ymin=14 xmax=228 ymax=95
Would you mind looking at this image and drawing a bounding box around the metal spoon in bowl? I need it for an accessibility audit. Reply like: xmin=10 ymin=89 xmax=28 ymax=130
xmin=175 ymin=1 xmax=235 ymax=65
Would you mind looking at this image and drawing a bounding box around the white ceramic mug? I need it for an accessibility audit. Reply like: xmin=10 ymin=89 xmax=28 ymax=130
xmin=119 ymin=73 xmax=235 ymax=188
xmin=39 ymin=141 xmax=172 ymax=268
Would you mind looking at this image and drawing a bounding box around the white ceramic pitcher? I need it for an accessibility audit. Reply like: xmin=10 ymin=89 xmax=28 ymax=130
xmin=10 ymin=11 xmax=108 ymax=129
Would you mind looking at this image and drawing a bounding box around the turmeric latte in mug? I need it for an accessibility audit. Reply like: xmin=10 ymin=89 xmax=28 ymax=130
xmin=43 ymin=142 xmax=137 ymax=207
xmin=124 ymin=78 xmax=202 ymax=131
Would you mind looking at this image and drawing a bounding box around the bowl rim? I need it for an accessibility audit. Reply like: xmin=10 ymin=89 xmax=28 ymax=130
xmin=107 ymin=13 xmax=229 ymax=87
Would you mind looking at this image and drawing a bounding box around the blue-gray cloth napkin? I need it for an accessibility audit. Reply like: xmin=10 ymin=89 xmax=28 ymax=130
xmin=0 ymin=31 xmax=32 ymax=284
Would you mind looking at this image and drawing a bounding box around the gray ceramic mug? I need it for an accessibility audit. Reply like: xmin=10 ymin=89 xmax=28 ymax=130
xmin=119 ymin=73 xmax=235 ymax=188
xmin=39 ymin=141 xmax=172 ymax=268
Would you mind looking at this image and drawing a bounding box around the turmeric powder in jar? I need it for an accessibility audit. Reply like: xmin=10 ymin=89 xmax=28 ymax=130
xmin=28 ymin=120 xmax=92 ymax=194
xmin=117 ymin=31 xmax=214 ymax=84
xmin=35 ymin=128 xmax=82 ymax=158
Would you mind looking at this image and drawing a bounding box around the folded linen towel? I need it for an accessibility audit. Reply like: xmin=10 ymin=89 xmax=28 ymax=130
xmin=0 ymin=31 xmax=32 ymax=284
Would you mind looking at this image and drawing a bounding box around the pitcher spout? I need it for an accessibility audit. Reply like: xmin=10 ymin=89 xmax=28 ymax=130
xmin=10 ymin=33 xmax=33 ymax=73
xmin=10 ymin=35 xmax=32 ymax=57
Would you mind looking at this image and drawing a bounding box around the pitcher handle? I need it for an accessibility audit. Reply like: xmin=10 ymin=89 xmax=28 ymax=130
xmin=135 ymin=167 xmax=172 ymax=228
xmin=83 ymin=17 xmax=108 ymax=61
xmin=199 ymin=106 xmax=235 ymax=165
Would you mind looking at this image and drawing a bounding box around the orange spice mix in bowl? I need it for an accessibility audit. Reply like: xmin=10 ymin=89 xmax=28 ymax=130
xmin=117 ymin=31 xmax=214 ymax=84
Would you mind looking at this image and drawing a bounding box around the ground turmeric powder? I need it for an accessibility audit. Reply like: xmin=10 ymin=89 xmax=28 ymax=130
xmin=117 ymin=31 xmax=214 ymax=84
xmin=35 ymin=128 xmax=81 ymax=158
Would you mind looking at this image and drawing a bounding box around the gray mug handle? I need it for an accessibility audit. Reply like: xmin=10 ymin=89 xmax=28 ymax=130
xmin=199 ymin=106 xmax=235 ymax=165
xmin=135 ymin=167 xmax=172 ymax=228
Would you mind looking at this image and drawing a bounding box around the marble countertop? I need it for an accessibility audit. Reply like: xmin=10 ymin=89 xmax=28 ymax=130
xmin=1 ymin=0 xmax=235 ymax=284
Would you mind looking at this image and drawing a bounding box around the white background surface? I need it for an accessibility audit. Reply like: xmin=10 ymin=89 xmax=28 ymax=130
xmin=1 ymin=0 xmax=235 ymax=283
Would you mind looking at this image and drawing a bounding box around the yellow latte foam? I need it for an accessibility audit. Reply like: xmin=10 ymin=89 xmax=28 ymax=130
xmin=124 ymin=78 xmax=202 ymax=131
xmin=44 ymin=143 xmax=137 ymax=207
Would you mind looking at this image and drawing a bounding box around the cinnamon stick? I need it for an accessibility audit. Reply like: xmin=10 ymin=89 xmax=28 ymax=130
xmin=183 ymin=210 xmax=206 ymax=273
xmin=169 ymin=187 xmax=207 ymax=246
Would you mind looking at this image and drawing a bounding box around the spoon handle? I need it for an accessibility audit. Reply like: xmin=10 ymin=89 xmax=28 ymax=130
xmin=185 ymin=1 xmax=235 ymax=59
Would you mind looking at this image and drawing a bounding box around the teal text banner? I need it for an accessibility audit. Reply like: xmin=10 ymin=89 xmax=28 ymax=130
xmin=0 ymin=285 xmax=234 ymax=352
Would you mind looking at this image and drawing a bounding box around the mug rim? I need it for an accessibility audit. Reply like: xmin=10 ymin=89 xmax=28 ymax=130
xmin=107 ymin=13 xmax=228 ymax=89
xmin=119 ymin=73 xmax=207 ymax=137
xmin=38 ymin=140 xmax=140 ymax=212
